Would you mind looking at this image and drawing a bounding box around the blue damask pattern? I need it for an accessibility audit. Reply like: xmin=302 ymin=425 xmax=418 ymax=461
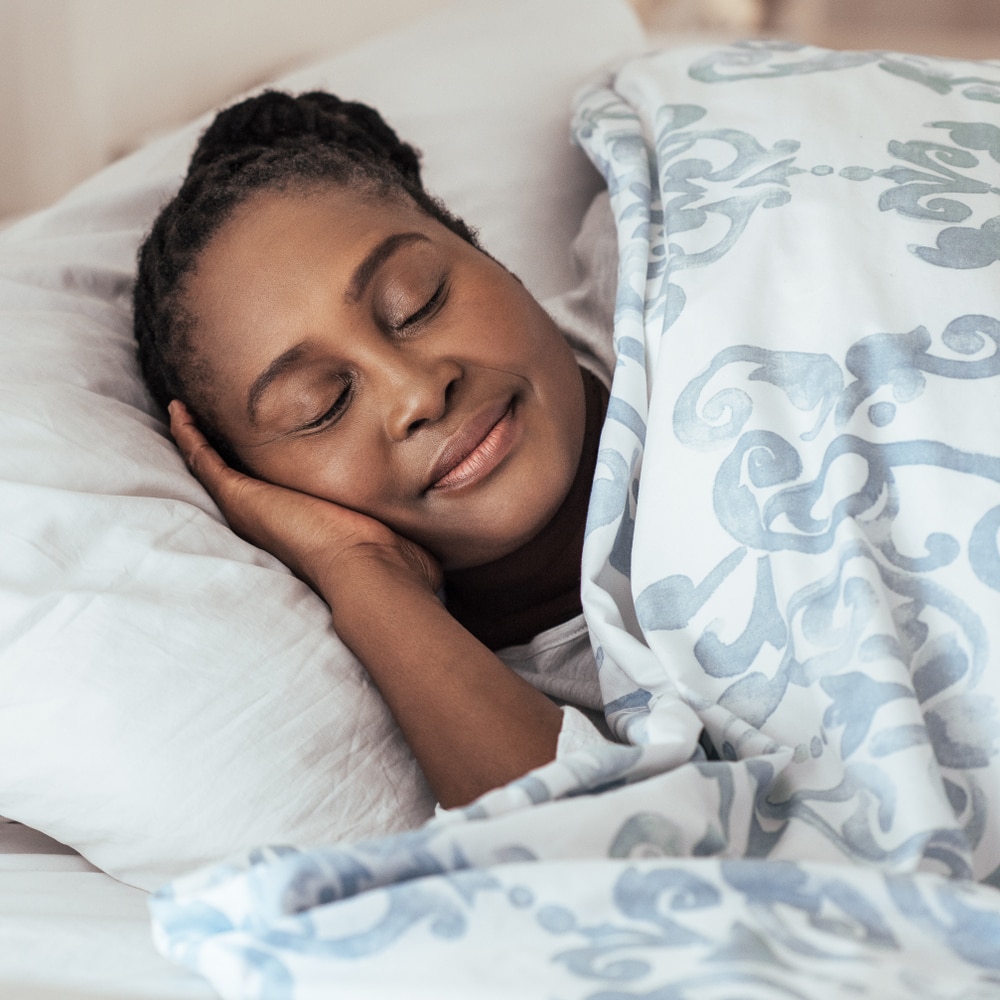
xmin=152 ymin=853 xmax=1000 ymax=998
xmin=689 ymin=42 xmax=1000 ymax=270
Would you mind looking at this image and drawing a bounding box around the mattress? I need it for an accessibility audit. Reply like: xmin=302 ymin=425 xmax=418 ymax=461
xmin=0 ymin=819 xmax=215 ymax=999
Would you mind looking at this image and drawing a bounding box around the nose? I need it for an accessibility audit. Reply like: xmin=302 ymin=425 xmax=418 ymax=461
xmin=380 ymin=349 xmax=462 ymax=441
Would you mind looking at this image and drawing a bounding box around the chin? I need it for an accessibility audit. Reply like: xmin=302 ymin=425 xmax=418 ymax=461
xmin=437 ymin=500 xmax=565 ymax=573
xmin=424 ymin=436 xmax=582 ymax=573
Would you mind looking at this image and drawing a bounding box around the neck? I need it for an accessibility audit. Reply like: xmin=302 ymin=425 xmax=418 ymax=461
xmin=445 ymin=367 xmax=608 ymax=649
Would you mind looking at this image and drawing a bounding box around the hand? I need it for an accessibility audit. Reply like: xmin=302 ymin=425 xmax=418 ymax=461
xmin=169 ymin=400 xmax=563 ymax=808
xmin=168 ymin=400 xmax=442 ymax=598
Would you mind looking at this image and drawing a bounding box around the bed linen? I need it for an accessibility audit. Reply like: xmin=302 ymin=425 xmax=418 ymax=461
xmin=0 ymin=820 xmax=214 ymax=1000
xmin=150 ymin=42 xmax=1000 ymax=999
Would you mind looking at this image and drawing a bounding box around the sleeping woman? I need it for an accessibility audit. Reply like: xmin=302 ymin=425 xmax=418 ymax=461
xmin=133 ymin=89 xmax=622 ymax=810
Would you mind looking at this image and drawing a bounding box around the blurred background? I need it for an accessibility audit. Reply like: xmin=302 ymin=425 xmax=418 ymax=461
xmin=1 ymin=0 xmax=998 ymax=225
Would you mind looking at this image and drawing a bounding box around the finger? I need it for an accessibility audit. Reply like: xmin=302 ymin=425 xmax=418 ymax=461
xmin=168 ymin=400 xmax=242 ymax=497
xmin=167 ymin=399 xmax=206 ymax=449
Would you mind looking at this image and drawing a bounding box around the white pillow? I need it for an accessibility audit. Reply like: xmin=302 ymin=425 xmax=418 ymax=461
xmin=0 ymin=0 xmax=644 ymax=890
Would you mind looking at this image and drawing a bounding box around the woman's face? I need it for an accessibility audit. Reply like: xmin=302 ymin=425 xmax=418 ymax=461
xmin=182 ymin=184 xmax=586 ymax=570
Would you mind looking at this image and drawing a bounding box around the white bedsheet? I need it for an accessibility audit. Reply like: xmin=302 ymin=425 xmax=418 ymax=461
xmin=0 ymin=820 xmax=216 ymax=1000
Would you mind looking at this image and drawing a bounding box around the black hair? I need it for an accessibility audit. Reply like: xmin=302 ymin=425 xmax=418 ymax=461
xmin=132 ymin=89 xmax=479 ymax=459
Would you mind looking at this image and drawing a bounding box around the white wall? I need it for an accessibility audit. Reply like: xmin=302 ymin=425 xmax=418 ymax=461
xmin=0 ymin=0 xmax=452 ymax=219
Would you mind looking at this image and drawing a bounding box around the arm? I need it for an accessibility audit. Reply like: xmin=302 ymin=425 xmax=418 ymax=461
xmin=170 ymin=402 xmax=562 ymax=808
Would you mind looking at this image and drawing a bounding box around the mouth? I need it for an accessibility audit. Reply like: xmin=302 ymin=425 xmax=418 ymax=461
xmin=427 ymin=398 xmax=518 ymax=492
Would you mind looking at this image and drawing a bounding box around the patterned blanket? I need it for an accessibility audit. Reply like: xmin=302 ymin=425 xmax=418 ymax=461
xmin=151 ymin=43 xmax=1000 ymax=999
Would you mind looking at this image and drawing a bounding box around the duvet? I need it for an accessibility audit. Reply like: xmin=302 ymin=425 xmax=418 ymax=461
xmin=152 ymin=43 xmax=1000 ymax=999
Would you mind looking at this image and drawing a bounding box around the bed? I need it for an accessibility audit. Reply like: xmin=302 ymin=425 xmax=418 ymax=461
xmin=3 ymin=1 xmax=1000 ymax=997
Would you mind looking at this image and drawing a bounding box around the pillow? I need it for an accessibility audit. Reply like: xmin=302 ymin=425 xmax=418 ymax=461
xmin=0 ymin=0 xmax=644 ymax=890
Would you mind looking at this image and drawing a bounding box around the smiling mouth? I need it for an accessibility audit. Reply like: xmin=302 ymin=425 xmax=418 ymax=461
xmin=428 ymin=399 xmax=517 ymax=492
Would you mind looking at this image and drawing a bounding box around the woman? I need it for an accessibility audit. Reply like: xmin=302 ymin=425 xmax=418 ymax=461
xmin=134 ymin=89 xmax=614 ymax=809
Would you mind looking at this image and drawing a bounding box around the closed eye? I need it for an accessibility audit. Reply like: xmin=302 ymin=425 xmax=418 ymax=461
xmin=398 ymin=280 xmax=447 ymax=331
xmin=301 ymin=379 xmax=353 ymax=431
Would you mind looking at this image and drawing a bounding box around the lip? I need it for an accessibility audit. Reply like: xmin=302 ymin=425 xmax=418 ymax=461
xmin=426 ymin=398 xmax=517 ymax=492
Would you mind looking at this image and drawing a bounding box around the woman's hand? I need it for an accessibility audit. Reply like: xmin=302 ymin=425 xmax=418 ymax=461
xmin=169 ymin=399 xmax=562 ymax=808
xmin=168 ymin=400 xmax=442 ymax=600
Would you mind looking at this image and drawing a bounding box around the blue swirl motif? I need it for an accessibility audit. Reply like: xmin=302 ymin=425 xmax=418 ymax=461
xmin=680 ymin=42 xmax=1000 ymax=269
xmin=688 ymin=40 xmax=1000 ymax=107
xmin=572 ymin=85 xmax=655 ymax=534
xmin=258 ymin=874 xmax=496 ymax=960
xmin=576 ymin=94 xmax=809 ymax=334
xmin=876 ymin=121 xmax=1000 ymax=268
xmin=719 ymin=860 xmax=898 ymax=956
xmin=586 ymin=440 xmax=641 ymax=576
xmin=530 ymin=861 xmax=1000 ymax=998
xmin=536 ymin=866 xmax=720 ymax=986
xmin=572 ymin=82 xmax=660 ymax=734
xmin=151 ymin=839 xmax=516 ymax=991
xmin=154 ymin=859 xmax=1000 ymax=999
xmin=668 ymin=315 xmax=1000 ymax=568
xmin=672 ymin=316 xmax=1000 ymax=450
xmin=651 ymin=104 xmax=802 ymax=334
xmin=637 ymin=315 xmax=1000 ymax=868
xmin=887 ymin=874 xmax=1000 ymax=970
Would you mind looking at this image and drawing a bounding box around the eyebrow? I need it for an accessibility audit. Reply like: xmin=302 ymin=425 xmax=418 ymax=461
xmin=246 ymin=344 xmax=308 ymax=423
xmin=245 ymin=231 xmax=431 ymax=422
xmin=345 ymin=231 xmax=430 ymax=304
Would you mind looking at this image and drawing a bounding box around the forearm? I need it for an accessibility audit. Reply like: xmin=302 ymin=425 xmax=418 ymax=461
xmin=318 ymin=553 xmax=562 ymax=809
xmin=165 ymin=403 xmax=560 ymax=804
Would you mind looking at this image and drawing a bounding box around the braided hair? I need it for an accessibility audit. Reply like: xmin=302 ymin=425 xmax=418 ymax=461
xmin=133 ymin=89 xmax=479 ymax=458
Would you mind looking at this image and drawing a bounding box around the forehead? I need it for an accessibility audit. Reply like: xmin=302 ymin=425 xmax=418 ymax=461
xmin=191 ymin=183 xmax=421 ymax=293
xmin=182 ymin=184 xmax=431 ymax=359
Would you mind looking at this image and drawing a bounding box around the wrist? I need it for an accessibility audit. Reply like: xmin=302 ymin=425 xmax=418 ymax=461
xmin=314 ymin=542 xmax=440 ymax=624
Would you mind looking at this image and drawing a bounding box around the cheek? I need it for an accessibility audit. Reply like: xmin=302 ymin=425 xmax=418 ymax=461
xmin=250 ymin=434 xmax=391 ymax=517
xmin=475 ymin=288 xmax=582 ymax=404
xmin=526 ymin=329 xmax=588 ymax=449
